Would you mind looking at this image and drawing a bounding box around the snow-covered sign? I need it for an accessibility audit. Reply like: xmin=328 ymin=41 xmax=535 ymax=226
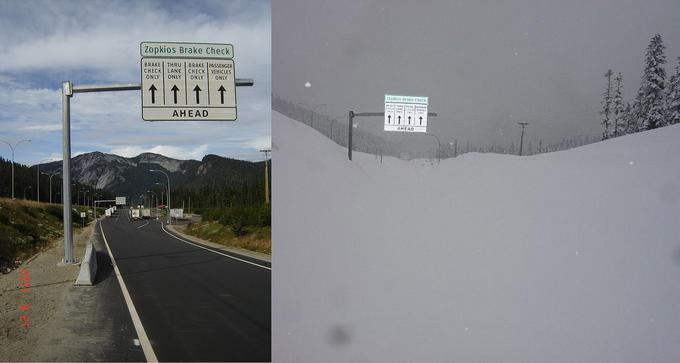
xmin=115 ymin=197 xmax=126 ymax=205
xmin=384 ymin=94 xmax=428 ymax=132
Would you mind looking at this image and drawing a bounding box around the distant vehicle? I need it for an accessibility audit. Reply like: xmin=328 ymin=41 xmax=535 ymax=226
xmin=131 ymin=208 xmax=141 ymax=220
xmin=141 ymin=208 xmax=151 ymax=219
xmin=105 ymin=208 xmax=113 ymax=218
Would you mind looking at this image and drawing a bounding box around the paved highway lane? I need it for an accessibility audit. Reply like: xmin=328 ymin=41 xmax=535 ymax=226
xmin=100 ymin=211 xmax=271 ymax=362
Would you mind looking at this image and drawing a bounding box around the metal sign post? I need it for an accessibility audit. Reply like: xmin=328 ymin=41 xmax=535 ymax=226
xmin=59 ymin=43 xmax=254 ymax=264
xmin=348 ymin=110 xmax=438 ymax=161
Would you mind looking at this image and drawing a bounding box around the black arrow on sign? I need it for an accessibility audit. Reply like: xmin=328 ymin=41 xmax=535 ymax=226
xmin=171 ymin=85 xmax=179 ymax=104
xmin=193 ymin=85 xmax=202 ymax=104
xmin=419 ymin=116 xmax=423 ymax=125
xmin=218 ymin=85 xmax=226 ymax=104
xmin=408 ymin=116 xmax=412 ymax=124
xmin=388 ymin=115 xmax=391 ymax=124
xmin=148 ymin=84 xmax=157 ymax=104
xmin=398 ymin=115 xmax=401 ymax=124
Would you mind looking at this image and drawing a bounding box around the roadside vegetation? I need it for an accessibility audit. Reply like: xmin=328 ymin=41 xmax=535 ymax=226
xmin=185 ymin=204 xmax=271 ymax=254
xmin=0 ymin=198 xmax=94 ymax=267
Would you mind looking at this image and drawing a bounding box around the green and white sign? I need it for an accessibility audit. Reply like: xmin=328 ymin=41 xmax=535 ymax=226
xmin=141 ymin=42 xmax=237 ymax=121
xmin=384 ymin=94 xmax=428 ymax=132
xmin=140 ymin=42 xmax=233 ymax=59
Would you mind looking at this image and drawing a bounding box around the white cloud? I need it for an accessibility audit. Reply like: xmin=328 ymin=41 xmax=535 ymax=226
xmin=242 ymin=135 xmax=272 ymax=150
xmin=20 ymin=124 xmax=61 ymax=131
xmin=0 ymin=1 xmax=270 ymax=82
xmin=0 ymin=1 xmax=270 ymax=165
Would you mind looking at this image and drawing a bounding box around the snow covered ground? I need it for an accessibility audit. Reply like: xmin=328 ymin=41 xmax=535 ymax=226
xmin=272 ymin=111 xmax=680 ymax=362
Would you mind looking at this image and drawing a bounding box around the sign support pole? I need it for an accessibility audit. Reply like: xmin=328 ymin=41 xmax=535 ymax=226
xmin=347 ymin=111 xmax=438 ymax=161
xmin=62 ymin=81 xmax=74 ymax=264
xmin=59 ymin=79 xmax=253 ymax=265
xmin=348 ymin=111 xmax=354 ymax=160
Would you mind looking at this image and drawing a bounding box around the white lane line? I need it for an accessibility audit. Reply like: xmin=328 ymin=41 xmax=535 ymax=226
xmin=159 ymin=222 xmax=271 ymax=271
xmin=99 ymin=221 xmax=158 ymax=362
xmin=136 ymin=220 xmax=150 ymax=229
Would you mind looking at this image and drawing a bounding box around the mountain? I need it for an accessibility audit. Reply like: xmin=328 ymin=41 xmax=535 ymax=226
xmin=38 ymin=152 xmax=266 ymax=199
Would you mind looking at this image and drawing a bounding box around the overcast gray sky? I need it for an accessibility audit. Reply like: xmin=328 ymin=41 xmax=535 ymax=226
xmin=0 ymin=0 xmax=270 ymax=165
xmin=273 ymin=0 xmax=680 ymax=150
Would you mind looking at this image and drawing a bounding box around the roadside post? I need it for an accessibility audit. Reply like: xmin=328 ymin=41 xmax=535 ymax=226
xmin=80 ymin=212 xmax=85 ymax=228
xmin=59 ymin=41 xmax=254 ymax=264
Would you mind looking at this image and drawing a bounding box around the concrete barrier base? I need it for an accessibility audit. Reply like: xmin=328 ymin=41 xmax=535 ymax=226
xmin=74 ymin=242 xmax=98 ymax=286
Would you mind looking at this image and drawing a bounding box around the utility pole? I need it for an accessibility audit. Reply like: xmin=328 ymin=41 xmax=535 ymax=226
xmin=260 ymin=148 xmax=271 ymax=204
xmin=518 ymin=122 xmax=529 ymax=156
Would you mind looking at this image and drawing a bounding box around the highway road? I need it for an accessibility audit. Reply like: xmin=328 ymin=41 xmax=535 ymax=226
xmin=99 ymin=209 xmax=271 ymax=362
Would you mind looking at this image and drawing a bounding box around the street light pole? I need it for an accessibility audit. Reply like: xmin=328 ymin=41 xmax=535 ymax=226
xmin=156 ymin=185 xmax=164 ymax=206
xmin=147 ymin=190 xmax=158 ymax=217
xmin=41 ymin=171 xmax=60 ymax=204
xmin=0 ymin=139 xmax=31 ymax=199
xmin=150 ymin=169 xmax=170 ymax=224
xmin=425 ymin=133 xmax=441 ymax=163
xmin=296 ymin=102 xmax=327 ymax=128
xmin=311 ymin=103 xmax=327 ymax=129
xmin=296 ymin=102 xmax=309 ymax=125
xmin=330 ymin=116 xmax=343 ymax=141
xmin=259 ymin=148 xmax=271 ymax=204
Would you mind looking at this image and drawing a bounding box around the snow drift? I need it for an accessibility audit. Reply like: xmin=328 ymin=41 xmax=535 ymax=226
xmin=272 ymin=111 xmax=680 ymax=362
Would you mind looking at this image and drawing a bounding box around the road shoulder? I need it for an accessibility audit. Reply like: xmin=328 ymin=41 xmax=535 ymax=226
xmin=1 ymin=218 xmax=145 ymax=362
xmin=166 ymin=223 xmax=271 ymax=263
xmin=0 ymin=222 xmax=92 ymax=360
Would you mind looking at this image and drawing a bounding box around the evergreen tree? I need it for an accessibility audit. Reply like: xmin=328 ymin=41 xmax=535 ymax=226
xmin=638 ymin=34 xmax=667 ymax=130
xmin=601 ymin=69 xmax=613 ymax=140
xmin=666 ymin=57 xmax=680 ymax=125
xmin=612 ymin=72 xmax=625 ymax=137
xmin=622 ymin=102 xmax=634 ymax=135
xmin=631 ymin=91 xmax=645 ymax=133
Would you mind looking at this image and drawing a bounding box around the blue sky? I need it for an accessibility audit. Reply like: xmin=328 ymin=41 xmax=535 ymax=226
xmin=0 ymin=0 xmax=271 ymax=165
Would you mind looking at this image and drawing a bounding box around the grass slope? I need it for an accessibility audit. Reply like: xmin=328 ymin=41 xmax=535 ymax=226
xmin=185 ymin=221 xmax=271 ymax=255
xmin=0 ymin=198 xmax=93 ymax=262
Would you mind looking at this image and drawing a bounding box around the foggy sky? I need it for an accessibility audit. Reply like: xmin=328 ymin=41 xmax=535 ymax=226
xmin=273 ymin=0 xmax=680 ymax=149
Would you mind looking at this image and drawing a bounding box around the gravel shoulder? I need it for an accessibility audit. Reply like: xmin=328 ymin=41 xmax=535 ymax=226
xmin=0 ymin=222 xmax=93 ymax=361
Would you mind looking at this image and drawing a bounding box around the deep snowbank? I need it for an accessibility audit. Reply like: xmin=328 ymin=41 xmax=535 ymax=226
xmin=273 ymin=111 xmax=680 ymax=362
